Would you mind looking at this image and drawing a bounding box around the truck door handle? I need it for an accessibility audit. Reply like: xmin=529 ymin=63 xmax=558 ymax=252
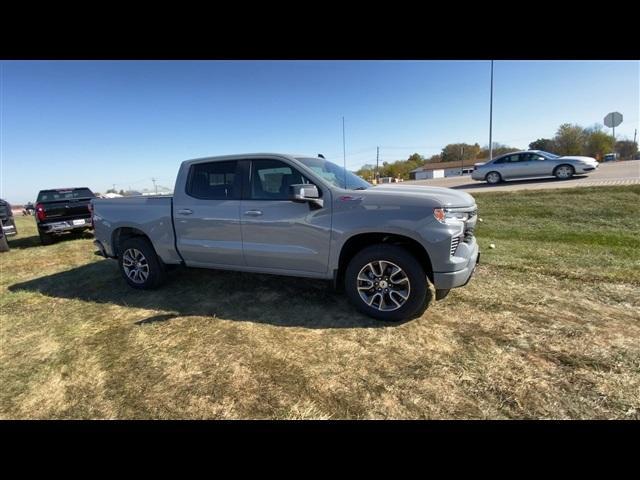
xmin=177 ymin=209 xmax=193 ymax=215
xmin=244 ymin=210 xmax=263 ymax=216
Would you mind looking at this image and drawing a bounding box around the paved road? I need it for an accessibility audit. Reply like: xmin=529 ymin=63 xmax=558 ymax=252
xmin=394 ymin=160 xmax=640 ymax=193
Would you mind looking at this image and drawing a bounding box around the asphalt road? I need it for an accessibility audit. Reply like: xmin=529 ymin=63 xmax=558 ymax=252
xmin=395 ymin=160 xmax=640 ymax=193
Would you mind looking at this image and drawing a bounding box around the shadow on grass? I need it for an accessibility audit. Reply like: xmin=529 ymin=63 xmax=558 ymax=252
xmin=451 ymin=175 xmax=587 ymax=191
xmin=8 ymin=231 xmax=94 ymax=250
xmin=8 ymin=260 xmax=394 ymax=329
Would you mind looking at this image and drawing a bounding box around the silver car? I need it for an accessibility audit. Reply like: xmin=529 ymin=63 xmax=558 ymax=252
xmin=471 ymin=150 xmax=599 ymax=184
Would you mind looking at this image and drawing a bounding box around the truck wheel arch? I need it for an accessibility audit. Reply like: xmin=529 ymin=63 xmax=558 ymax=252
xmin=112 ymin=227 xmax=152 ymax=257
xmin=336 ymin=232 xmax=433 ymax=288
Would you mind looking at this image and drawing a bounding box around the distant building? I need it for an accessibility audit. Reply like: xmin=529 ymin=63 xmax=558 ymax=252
xmin=409 ymin=159 xmax=483 ymax=180
xmin=140 ymin=186 xmax=173 ymax=196
xmin=377 ymin=177 xmax=403 ymax=184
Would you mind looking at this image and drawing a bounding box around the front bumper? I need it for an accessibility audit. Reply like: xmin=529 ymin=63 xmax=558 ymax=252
xmin=576 ymin=164 xmax=598 ymax=173
xmin=432 ymin=240 xmax=480 ymax=290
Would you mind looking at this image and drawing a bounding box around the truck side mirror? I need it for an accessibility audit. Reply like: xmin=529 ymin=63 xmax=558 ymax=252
xmin=290 ymin=184 xmax=323 ymax=208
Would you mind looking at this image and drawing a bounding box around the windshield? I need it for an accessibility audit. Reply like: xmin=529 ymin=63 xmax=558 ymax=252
xmin=296 ymin=157 xmax=372 ymax=190
xmin=37 ymin=188 xmax=95 ymax=203
xmin=537 ymin=151 xmax=560 ymax=159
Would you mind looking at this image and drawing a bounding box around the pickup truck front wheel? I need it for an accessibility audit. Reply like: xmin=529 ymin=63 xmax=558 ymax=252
xmin=345 ymin=244 xmax=430 ymax=322
xmin=118 ymin=237 xmax=166 ymax=289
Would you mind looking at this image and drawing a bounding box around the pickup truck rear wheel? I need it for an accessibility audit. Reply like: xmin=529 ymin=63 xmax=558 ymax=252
xmin=118 ymin=237 xmax=166 ymax=289
xmin=345 ymin=244 xmax=430 ymax=322
xmin=39 ymin=231 xmax=55 ymax=245
xmin=0 ymin=233 xmax=9 ymax=252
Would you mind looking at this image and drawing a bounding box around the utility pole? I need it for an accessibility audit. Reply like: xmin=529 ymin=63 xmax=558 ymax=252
xmin=460 ymin=146 xmax=465 ymax=175
xmin=489 ymin=60 xmax=494 ymax=162
xmin=152 ymin=178 xmax=157 ymax=195
xmin=112 ymin=183 xmax=116 ymax=192
xmin=376 ymin=146 xmax=380 ymax=184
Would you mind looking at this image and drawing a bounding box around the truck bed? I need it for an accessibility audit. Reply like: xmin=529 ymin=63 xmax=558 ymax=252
xmin=92 ymin=195 xmax=182 ymax=264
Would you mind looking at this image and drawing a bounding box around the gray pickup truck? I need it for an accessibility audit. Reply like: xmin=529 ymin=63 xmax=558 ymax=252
xmin=92 ymin=154 xmax=479 ymax=321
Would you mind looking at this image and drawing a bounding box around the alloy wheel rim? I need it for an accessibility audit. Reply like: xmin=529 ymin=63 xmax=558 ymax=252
xmin=557 ymin=166 xmax=572 ymax=178
xmin=488 ymin=173 xmax=500 ymax=183
xmin=357 ymin=260 xmax=411 ymax=312
xmin=122 ymin=248 xmax=149 ymax=284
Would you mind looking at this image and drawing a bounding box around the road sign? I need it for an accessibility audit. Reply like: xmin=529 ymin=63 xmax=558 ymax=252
xmin=604 ymin=112 xmax=623 ymax=128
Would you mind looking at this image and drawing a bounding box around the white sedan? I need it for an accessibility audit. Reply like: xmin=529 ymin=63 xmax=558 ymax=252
xmin=471 ymin=150 xmax=599 ymax=184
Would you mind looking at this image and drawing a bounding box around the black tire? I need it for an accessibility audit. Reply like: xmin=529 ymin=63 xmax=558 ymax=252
xmin=344 ymin=244 xmax=432 ymax=322
xmin=0 ymin=234 xmax=9 ymax=252
xmin=118 ymin=237 xmax=166 ymax=289
xmin=435 ymin=289 xmax=450 ymax=300
xmin=485 ymin=171 xmax=502 ymax=184
xmin=553 ymin=164 xmax=575 ymax=180
xmin=39 ymin=231 xmax=55 ymax=245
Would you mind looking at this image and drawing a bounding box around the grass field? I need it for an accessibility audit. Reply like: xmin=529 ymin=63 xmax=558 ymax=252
xmin=1 ymin=186 xmax=639 ymax=419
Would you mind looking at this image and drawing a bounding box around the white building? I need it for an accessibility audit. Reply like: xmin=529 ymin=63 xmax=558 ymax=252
xmin=409 ymin=159 xmax=483 ymax=180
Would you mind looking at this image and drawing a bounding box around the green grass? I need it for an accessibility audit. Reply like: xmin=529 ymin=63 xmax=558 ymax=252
xmin=1 ymin=186 xmax=639 ymax=419
xmin=476 ymin=186 xmax=640 ymax=284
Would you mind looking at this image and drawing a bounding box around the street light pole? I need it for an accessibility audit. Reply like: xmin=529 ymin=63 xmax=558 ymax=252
xmin=376 ymin=146 xmax=380 ymax=184
xmin=489 ymin=60 xmax=494 ymax=162
xmin=342 ymin=117 xmax=348 ymax=188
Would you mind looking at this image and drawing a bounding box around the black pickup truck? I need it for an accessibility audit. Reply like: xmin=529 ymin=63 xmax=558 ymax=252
xmin=35 ymin=188 xmax=95 ymax=245
xmin=0 ymin=198 xmax=17 ymax=252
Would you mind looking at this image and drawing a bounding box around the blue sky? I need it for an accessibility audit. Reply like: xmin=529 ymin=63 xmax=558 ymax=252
xmin=1 ymin=60 xmax=638 ymax=203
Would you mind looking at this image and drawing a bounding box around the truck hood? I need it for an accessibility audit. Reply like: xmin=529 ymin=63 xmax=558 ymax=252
xmin=368 ymin=185 xmax=475 ymax=208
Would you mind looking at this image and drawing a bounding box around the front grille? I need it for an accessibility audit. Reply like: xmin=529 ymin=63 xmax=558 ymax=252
xmin=450 ymin=236 xmax=461 ymax=256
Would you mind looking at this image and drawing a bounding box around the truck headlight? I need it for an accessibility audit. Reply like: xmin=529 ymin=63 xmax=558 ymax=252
xmin=433 ymin=208 xmax=470 ymax=224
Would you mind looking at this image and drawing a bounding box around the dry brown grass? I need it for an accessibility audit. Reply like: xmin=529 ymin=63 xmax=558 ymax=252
xmin=1 ymin=186 xmax=639 ymax=419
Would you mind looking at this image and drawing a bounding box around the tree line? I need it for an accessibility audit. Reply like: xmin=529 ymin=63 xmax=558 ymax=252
xmin=357 ymin=123 xmax=638 ymax=181
xmin=529 ymin=123 xmax=636 ymax=160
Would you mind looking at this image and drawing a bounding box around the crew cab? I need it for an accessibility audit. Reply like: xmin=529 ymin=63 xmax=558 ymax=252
xmin=92 ymin=154 xmax=479 ymax=321
xmin=35 ymin=188 xmax=95 ymax=245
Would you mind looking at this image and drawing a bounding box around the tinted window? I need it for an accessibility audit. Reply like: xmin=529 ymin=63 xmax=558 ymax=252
xmin=495 ymin=154 xmax=523 ymax=164
xmin=37 ymin=188 xmax=94 ymax=202
xmin=187 ymin=161 xmax=239 ymax=200
xmin=251 ymin=160 xmax=309 ymax=200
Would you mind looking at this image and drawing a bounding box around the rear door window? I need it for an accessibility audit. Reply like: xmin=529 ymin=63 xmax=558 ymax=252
xmin=187 ymin=161 xmax=240 ymax=200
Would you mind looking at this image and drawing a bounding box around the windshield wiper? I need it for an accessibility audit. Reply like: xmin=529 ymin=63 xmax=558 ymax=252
xmin=353 ymin=187 xmax=368 ymax=190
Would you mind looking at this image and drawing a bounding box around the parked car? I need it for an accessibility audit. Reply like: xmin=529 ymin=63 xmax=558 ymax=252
xmin=23 ymin=202 xmax=35 ymax=215
xmin=471 ymin=150 xmax=599 ymax=184
xmin=603 ymin=153 xmax=618 ymax=162
xmin=92 ymin=154 xmax=479 ymax=322
xmin=35 ymin=188 xmax=95 ymax=245
xmin=0 ymin=198 xmax=18 ymax=244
